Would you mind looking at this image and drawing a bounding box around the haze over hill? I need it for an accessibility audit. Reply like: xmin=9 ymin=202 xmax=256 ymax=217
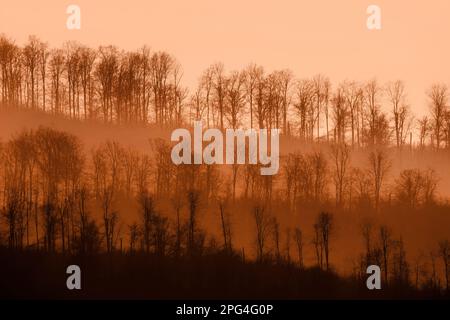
xmin=1 ymin=107 xmax=450 ymax=276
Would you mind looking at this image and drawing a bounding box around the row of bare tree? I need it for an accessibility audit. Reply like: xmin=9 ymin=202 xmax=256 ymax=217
xmin=0 ymin=126 xmax=448 ymax=290
xmin=0 ymin=35 xmax=185 ymax=125
xmin=1 ymin=35 xmax=450 ymax=148
xmin=357 ymin=221 xmax=450 ymax=292
xmin=284 ymin=145 xmax=438 ymax=212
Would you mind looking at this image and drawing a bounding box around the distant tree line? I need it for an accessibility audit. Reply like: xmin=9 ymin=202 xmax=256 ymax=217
xmin=1 ymin=35 xmax=450 ymax=149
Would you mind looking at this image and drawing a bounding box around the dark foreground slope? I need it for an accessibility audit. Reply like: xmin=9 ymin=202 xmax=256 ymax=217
xmin=0 ymin=248 xmax=444 ymax=300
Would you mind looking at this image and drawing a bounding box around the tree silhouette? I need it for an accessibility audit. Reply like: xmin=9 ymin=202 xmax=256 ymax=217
xmin=1 ymin=33 xmax=450 ymax=299
xmin=428 ymin=84 xmax=448 ymax=149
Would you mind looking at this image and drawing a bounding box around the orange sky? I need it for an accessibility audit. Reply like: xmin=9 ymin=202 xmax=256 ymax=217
xmin=1 ymin=0 xmax=449 ymax=116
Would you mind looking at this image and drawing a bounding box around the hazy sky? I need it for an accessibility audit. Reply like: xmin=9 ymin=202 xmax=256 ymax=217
xmin=1 ymin=0 xmax=449 ymax=116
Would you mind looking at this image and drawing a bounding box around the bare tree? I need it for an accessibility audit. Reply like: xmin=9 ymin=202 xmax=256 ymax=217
xmin=331 ymin=85 xmax=348 ymax=144
xmin=394 ymin=169 xmax=423 ymax=209
xmin=139 ymin=191 xmax=155 ymax=254
xmin=121 ymin=147 xmax=139 ymax=196
xmin=151 ymin=51 xmax=176 ymax=125
xmin=187 ymin=189 xmax=200 ymax=255
xmin=49 ymin=49 xmax=65 ymax=114
xmin=294 ymin=227 xmax=304 ymax=268
xmin=32 ymin=127 xmax=83 ymax=252
xmin=2 ymin=147 xmax=25 ymax=249
xmin=92 ymin=141 xmax=122 ymax=253
xmin=22 ymin=36 xmax=41 ymax=109
xmin=212 ymin=63 xmax=227 ymax=129
xmin=391 ymin=237 xmax=409 ymax=285
xmin=128 ymin=222 xmax=139 ymax=254
xmin=244 ymin=64 xmax=263 ymax=129
xmin=438 ymin=239 xmax=450 ymax=291
xmin=394 ymin=168 xmax=438 ymax=209
xmin=363 ymin=79 xmax=391 ymax=146
xmin=218 ymin=199 xmax=232 ymax=253
xmin=254 ymin=69 xmax=267 ymax=129
xmin=225 ymin=70 xmax=246 ymax=129
xmin=283 ymin=153 xmax=300 ymax=209
xmin=39 ymin=41 xmax=49 ymax=111
xmin=343 ymin=81 xmax=363 ymax=146
xmin=152 ymin=139 xmax=174 ymax=198
xmin=96 ymin=46 xmax=119 ymax=122
xmin=316 ymin=211 xmax=333 ymax=271
xmin=360 ymin=220 xmax=374 ymax=266
xmin=427 ymin=83 xmax=448 ymax=149
xmin=272 ymin=216 xmax=281 ymax=263
xmin=386 ymin=80 xmax=412 ymax=148
xmin=331 ymin=143 xmax=350 ymax=207
xmin=78 ymin=46 xmax=96 ymax=119
xmin=284 ymin=227 xmax=291 ymax=263
xmin=313 ymin=74 xmax=330 ymax=141
xmin=368 ymin=148 xmax=391 ymax=211
xmin=379 ymin=225 xmax=392 ymax=285
xmin=278 ymin=70 xmax=293 ymax=134
xmin=312 ymin=222 xmax=323 ymax=268
xmin=417 ymin=116 xmax=431 ymax=148
xmin=0 ymin=36 xmax=22 ymax=106
xmin=253 ymin=204 xmax=270 ymax=262
xmin=152 ymin=213 xmax=169 ymax=257
xmin=412 ymin=253 xmax=425 ymax=289
xmin=199 ymin=66 xmax=214 ymax=127
xmin=64 ymin=42 xmax=81 ymax=119
xmin=293 ymin=79 xmax=314 ymax=140
xmin=309 ymin=151 xmax=328 ymax=203
xmin=422 ymin=169 xmax=438 ymax=205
